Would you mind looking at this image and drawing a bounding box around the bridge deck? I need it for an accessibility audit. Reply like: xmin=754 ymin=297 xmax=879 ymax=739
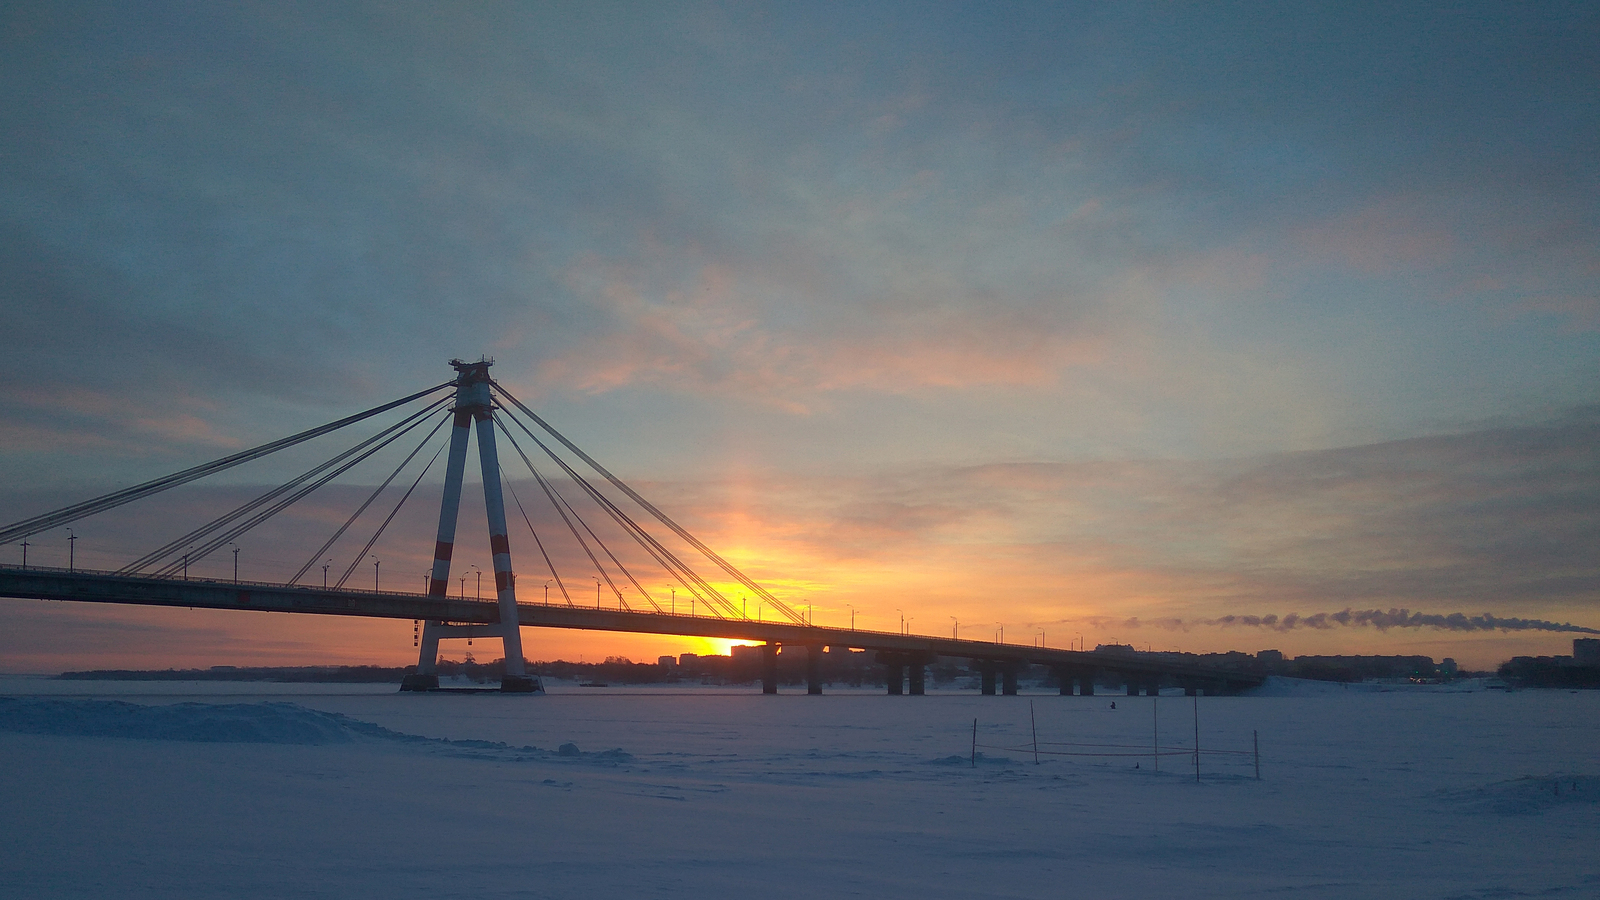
xmin=0 ymin=566 xmax=1261 ymax=687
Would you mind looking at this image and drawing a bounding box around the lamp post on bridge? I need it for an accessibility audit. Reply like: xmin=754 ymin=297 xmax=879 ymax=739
xmin=182 ymin=545 xmax=192 ymax=580
xmin=230 ymin=543 xmax=240 ymax=584
xmin=371 ymin=556 xmax=380 ymax=593
xmin=19 ymin=541 xmax=27 ymax=569
xmin=897 ymin=608 xmax=904 ymax=634
xmin=322 ymin=560 xmax=331 ymax=589
xmin=951 ymin=616 xmax=958 ymax=639
xmin=472 ymin=565 xmax=481 ymax=600
xmin=545 ymin=580 xmax=551 ymax=605
xmin=847 ymin=604 xmax=855 ymax=630
xmin=67 ymin=529 xmax=76 ymax=573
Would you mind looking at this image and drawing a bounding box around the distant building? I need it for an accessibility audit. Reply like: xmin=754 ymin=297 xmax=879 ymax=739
xmin=1093 ymin=643 xmax=1137 ymax=657
xmin=1575 ymin=639 xmax=1600 ymax=665
xmin=1257 ymin=649 xmax=1284 ymax=664
xmin=657 ymin=656 xmax=677 ymax=668
xmin=678 ymin=653 xmax=699 ymax=668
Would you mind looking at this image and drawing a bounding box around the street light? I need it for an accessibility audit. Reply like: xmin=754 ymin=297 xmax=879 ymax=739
xmin=67 ymin=529 xmax=77 ymax=573
xmin=230 ymin=543 xmax=240 ymax=584
xmin=322 ymin=560 xmax=332 ymax=589
xmin=182 ymin=545 xmax=192 ymax=581
xmin=950 ymin=616 xmax=958 ymax=639
xmin=847 ymin=604 xmax=856 ymax=630
xmin=371 ymin=557 xmax=380 ymax=592
xmin=670 ymin=587 xmax=675 ymax=615
xmin=19 ymin=541 xmax=28 ymax=569
xmin=596 ymin=578 xmax=602 ymax=609
xmin=460 ymin=574 xmax=467 ymax=599
xmin=996 ymin=623 xmax=1004 ymax=644
xmin=1077 ymin=632 xmax=1084 ymax=652
xmin=545 ymin=580 xmax=551 ymax=605
xmin=897 ymin=608 xmax=904 ymax=634
xmin=471 ymin=565 xmax=481 ymax=600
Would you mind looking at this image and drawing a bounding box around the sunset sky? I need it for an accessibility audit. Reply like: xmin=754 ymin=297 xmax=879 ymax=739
xmin=2 ymin=2 xmax=1597 ymax=672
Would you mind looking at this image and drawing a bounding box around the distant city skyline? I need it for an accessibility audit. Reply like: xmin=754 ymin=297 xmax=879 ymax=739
xmin=2 ymin=2 xmax=1597 ymax=671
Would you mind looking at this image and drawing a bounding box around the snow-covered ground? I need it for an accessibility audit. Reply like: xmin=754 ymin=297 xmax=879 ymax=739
xmin=1 ymin=676 xmax=1595 ymax=899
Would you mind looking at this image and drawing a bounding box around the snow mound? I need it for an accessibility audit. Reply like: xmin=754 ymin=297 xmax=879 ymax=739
xmin=0 ymin=697 xmax=404 ymax=744
xmin=0 ymin=698 xmax=630 ymax=762
xmin=1450 ymin=775 xmax=1600 ymax=815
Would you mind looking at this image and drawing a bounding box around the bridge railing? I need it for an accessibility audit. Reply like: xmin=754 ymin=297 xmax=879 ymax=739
xmin=0 ymin=563 xmax=1027 ymax=645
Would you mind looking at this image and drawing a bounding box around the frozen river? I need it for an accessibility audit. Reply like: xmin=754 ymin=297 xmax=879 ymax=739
xmin=2 ymin=676 xmax=1596 ymax=898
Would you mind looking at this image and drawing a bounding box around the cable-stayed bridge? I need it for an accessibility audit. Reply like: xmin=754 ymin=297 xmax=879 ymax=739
xmin=0 ymin=360 xmax=1260 ymax=695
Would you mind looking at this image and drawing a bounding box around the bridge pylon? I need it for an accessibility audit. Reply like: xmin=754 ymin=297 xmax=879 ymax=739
xmin=401 ymin=359 xmax=539 ymax=693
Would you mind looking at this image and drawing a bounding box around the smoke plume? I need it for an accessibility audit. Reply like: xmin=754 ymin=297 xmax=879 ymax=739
xmin=1123 ymin=609 xmax=1600 ymax=635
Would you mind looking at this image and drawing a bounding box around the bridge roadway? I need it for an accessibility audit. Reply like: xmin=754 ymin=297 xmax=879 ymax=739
xmin=0 ymin=565 xmax=1261 ymax=694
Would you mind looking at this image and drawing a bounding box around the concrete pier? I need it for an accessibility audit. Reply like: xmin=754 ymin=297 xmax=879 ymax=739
xmin=980 ymin=664 xmax=997 ymax=695
xmin=806 ymin=643 xmax=823 ymax=695
xmin=908 ymin=663 xmax=925 ymax=695
xmin=886 ymin=664 xmax=904 ymax=694
xmin=1002 ymin=666 xmax=1019 ymax=696
xmin=762 ymin=643 xmax=778 ymax=694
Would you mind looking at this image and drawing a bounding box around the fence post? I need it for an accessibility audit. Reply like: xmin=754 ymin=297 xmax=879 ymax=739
xmin=1153 ymin=696 xmax=1159 ymax=773
xmin=1192 ymin=693 xmax=1200 ymax=783
xmin=1030 ymin=701 xmax=1039 ymax=765
xmin=1254 ymin=729 xmax=1260 ymax=780
xmin=971 ymin=717 xmax=977 ymax=768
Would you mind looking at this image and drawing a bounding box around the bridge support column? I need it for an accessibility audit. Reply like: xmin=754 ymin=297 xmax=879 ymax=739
xmin=409 ymin=359 xmax=539 ymax=694
xmin=1125 ymin=677 xmax=1141 ymax=696
xmin=908 ymin=663 xmax=925 ymax=695
xmin=1001 ymin=666 xmax=1019 ymax=696
xmin=1147 ymin=678 xmax=1162 ymax=697
xmin=979 ymin=663 xmax=996 ymax=695
xmin=762 ymin=643 xmax=779 ymax=694
xmin=886 ymin=664 xmax=904 ymax=694
xmin=806 ymin=644 xmax=823 ymax=695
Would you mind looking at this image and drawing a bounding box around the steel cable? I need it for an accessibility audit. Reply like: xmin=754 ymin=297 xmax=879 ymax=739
xmin=0 ymin=382 xmax=452 ymax=546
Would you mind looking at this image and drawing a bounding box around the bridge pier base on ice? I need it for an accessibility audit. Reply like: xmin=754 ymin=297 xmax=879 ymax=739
xmin=762 ymin=643 xmax=779 ymax=694
xmin=1054 ymin=666 xmax=1099 ymax=696
xmin=806 ymin=644 xmax=823 ymax=695
xmin=1001 ymin=666 xmax=1019 ymax=696
xmin=979 ymin=663 xmax=997 ymax=695
xmin=877 ymin=651 xmax=932 ymax=695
